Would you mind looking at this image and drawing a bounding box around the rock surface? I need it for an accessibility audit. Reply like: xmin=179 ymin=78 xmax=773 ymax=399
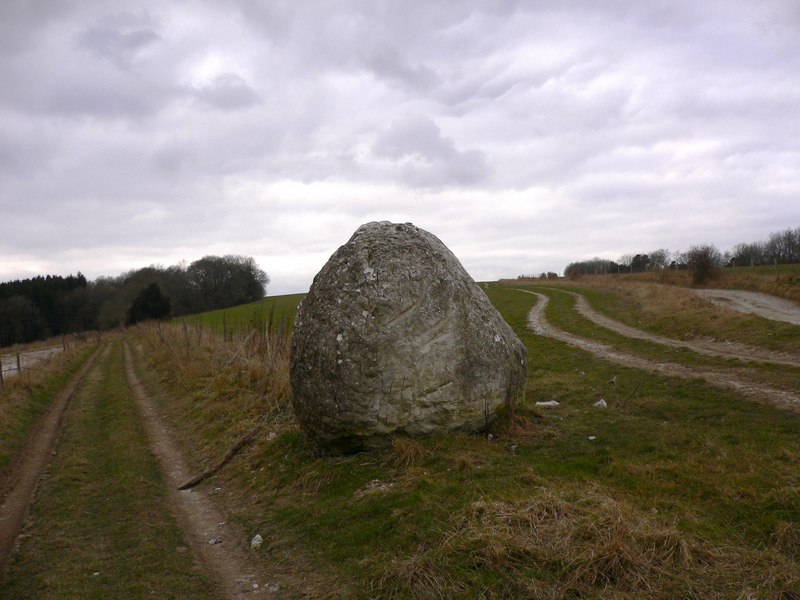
xmin=290 ymin=221 xmax=527 ymax=451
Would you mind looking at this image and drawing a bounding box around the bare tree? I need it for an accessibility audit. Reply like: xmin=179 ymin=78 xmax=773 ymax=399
xmin=648 ymin=248 xmax=670 ymax=270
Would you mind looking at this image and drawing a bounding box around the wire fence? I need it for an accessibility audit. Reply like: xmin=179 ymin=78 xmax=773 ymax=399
xmin=0 ymin=344 xmax=65 ymax=386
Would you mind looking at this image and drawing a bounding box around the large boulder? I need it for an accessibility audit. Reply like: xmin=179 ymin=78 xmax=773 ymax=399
xmin=290 ymin=221 xmax=527 ymax=451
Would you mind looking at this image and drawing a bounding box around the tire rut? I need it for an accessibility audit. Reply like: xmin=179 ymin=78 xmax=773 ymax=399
xmin=123 ymin=343 xmax=272 ymax=599
xmin=519 ymin=289 xmax=800 ymax=413
xmin=554 ymin=288 xmax=800 ymax=368
xmin=0 ymin=344 xmax=103 ymax=581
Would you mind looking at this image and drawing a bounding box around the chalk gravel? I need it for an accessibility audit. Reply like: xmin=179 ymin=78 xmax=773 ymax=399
xmin=693 ymin=289 xmax=800 ymax=326
xmin=518 ymin=289 xmax=800 ymax=414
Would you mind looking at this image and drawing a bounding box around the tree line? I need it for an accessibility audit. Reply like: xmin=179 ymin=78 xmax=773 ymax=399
xmin=0 ymin=255 xmax=269 ymax=347
xmin=562 ymin=225 xmax=800 ymax=280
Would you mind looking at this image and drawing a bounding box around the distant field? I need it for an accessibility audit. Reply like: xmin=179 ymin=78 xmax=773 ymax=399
xmin=180 ymin=293 xmax=304 ymax=333
xmin=518 ymin=262 xmax=800 ymax=304
xmin=730 ymin=262 xmax=800 ymax=275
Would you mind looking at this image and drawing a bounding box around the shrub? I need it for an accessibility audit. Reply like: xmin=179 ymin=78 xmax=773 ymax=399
xmin=684 ymin=245 xmax=723 ymax=285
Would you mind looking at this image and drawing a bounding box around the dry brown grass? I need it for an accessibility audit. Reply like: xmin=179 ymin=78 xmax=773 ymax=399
xmin=527 ymin=265 xmax=800 ymax=303
xmin=133 ymin=321 xmax=293 ymax=469
xmin=381 ymin=484 xmax=800 ymax=598
xmin=387 ymin=436 xmax=433 ymax=468
xmin=288 ymin=469 xmax=339 ymax=495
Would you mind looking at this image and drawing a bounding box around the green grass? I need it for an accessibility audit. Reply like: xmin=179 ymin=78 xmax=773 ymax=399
xmin=181 ymin=293 xmax=304 ymax=335
xmin=2 ymin=340 xmax=215 ymax=599
xmin=134 ymin=283 xmax=800 ymax=597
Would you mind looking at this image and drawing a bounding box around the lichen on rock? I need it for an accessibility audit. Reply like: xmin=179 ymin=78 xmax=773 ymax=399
xmin=290 ymin=221 xmax=527 ymax=452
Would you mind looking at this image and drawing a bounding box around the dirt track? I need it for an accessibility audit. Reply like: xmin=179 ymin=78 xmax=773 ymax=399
xmin=2 ymin=343 xmax=271 ymax=597
xmin=693 ymin=289 xmax=800 ymax=325
xmin=123 ymin=343 xmax=269 ymax=599
xmin=519 ymin=289 xmax=800 ymax=413
xmin=0 ymin=346 xmax=101 ymax=580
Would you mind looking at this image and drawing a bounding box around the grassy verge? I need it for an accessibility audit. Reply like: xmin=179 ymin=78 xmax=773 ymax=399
xmin=2 ymin=340 xmax=215 ymax=599
xmin=129 ymin=285 xmax=800 ymax=597
xmin=0 ymin=340 xmax=98 ymax=474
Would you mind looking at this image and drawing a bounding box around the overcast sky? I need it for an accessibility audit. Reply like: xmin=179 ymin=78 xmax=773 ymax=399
xmin=1 ymin=1 xmax=799 ymax=294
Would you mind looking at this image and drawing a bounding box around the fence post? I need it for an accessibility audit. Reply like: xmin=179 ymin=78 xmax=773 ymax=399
xmin=62 ymin=335 xmax=67 ymax=351
xmin=0 ymin=355 xmax=4 ymax=388
xmin=183 ymin=320 xmax=190 ymax=355
xmin=16 ymin=351 xmax=21 ymax=374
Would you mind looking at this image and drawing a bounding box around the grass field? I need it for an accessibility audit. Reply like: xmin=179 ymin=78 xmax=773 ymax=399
xmin=181 ymin=293 xmax=305 ymax=335
xmin=128 ymin=281 xmax=800 ymax=597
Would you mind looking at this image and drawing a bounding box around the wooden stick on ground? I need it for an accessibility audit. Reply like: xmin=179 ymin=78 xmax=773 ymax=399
xmin=178 ymin=424 xmax=263 ymax=490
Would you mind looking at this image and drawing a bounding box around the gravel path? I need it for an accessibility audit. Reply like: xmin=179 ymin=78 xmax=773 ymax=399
xmin=693 ymin=289 xmax=800 ymax=325
xmin=519 ymin=289 xmax=800 ymax=413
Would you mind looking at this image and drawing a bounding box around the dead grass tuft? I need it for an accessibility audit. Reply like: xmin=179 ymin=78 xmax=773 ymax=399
xmin=489 ymin=407 xmax=544 ymax=440
xmin=289 ymin=469 xmax=338 ymax=495
xmin=380 ymin=545 xmax=469 ymax=600
xmin=453 ymin=451 xmax=487 ymax=473
xmin=772 ymin=521 xmax=800 ymax=557
xmin=381 ymin=484 xmax=799 ymax=598
xmin=387 ymin=436 xmax=432 ymax=468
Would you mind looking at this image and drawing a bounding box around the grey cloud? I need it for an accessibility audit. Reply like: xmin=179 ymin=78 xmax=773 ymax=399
xmin=41 ymin=73 xmax=172 ymax=118
xmin=190 ymin=73 xmax=261 ymax=110
xmin=0 ymin=119 xmax=55 ymax=177
xmin=0 ymin=0 xmax=73 ymax=55
xmin=77 ymin=12 xmax=161 ymax=68
xmin=374 ymin=115 xmax=453 ymax=159
xmin=373 ymin=115 xmax=491 ymax=187
xmin=232 ymin=1 xmax=472 ymax=92
xmin=150 ymin=143 xmax=197 ymax=176
xmin=0 ymin=14 xmax=175 ymax=120
xmin=361 ymin=45 xmax=438 ymax=91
